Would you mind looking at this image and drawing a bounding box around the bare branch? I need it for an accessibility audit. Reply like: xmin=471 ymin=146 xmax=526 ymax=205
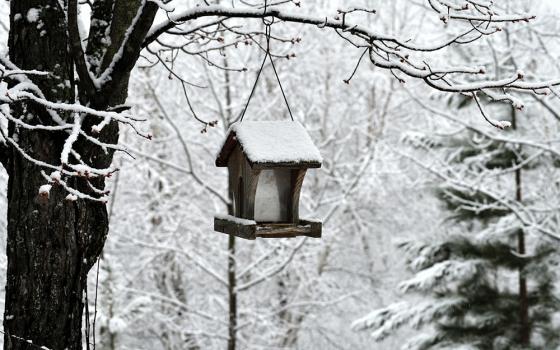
xmin=68 ymin=0 xmax=97 ymax=98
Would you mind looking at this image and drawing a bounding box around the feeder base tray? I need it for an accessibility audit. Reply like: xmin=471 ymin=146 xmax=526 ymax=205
xmin=214 ymin=216 xmax=322 ymax=240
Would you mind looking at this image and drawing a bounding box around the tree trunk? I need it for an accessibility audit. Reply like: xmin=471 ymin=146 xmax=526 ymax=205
xmin=2 ymin=0 xmax=157 ymax=347
xmin=223 ymin=57 xmax=238 ymax=350
xmin=511 ymin=108 xmax=530 ymax=346
xmin=227 ymin=234 xmax=237 ymax=350
xmin=3 ymin=1 xmax=110 ymax=349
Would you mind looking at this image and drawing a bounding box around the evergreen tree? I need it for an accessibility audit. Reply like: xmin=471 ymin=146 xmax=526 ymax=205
xmin=353 ymin=107 xmax=560 ymax=349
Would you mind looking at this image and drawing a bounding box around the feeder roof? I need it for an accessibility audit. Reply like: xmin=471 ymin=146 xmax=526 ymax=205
xmin=216 ymin=121 xmax=322 ymax=168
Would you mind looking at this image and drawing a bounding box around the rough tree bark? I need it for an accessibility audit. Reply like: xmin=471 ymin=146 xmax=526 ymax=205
xmin=4 ymin=1 xmax=90 ymax=349
xmin=3 ymin=1 xmax=157 ymax=348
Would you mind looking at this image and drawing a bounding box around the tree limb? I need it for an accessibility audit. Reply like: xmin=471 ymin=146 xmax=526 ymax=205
xmin=139 ymin=4 xmax=552 ymax=129
xmin=143 ymin=4 xmax=533 ymax=50
xmin=97 ymin=1 xmax=159 ymax=96
xmin=68 ymin=0 xmax=97 ymax=98
xmin=85 ymin=0 xmax=115 ymax=75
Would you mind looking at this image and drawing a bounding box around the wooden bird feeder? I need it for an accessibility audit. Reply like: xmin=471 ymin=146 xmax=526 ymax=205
xmin=214 ymin=121 xmax=322 ymax=240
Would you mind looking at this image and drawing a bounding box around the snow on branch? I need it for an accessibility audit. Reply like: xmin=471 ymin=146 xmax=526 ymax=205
xmin=396 ymin=149 xmax=560 ymax=242
xmin=141 ymin=1 xmax=556 ymax=129
xmin=148 ymin=0 xmax=174 ymax=12
xmin=351 ymin=298 xmax=467 ymax=341
xmin=0 ymin=57 xmax=144 ymax=202
xmin=398 ymin=259 xmax=486 ymax=293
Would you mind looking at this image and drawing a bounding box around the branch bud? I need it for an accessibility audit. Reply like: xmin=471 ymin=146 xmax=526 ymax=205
xmin=38 ymin=184 xmax=52 ymax=199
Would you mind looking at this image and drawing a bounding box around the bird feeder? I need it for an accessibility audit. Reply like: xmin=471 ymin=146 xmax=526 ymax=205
xmin=214 ymin=121 xmax=322 ymax=240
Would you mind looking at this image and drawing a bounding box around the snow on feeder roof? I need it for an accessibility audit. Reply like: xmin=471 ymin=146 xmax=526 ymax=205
xmin=216 ymin=121 xmax=322 ymax=168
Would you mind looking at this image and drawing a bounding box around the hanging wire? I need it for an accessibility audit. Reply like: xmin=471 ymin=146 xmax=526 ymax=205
xmin=238 ymin=0 xmax=294 ymax=122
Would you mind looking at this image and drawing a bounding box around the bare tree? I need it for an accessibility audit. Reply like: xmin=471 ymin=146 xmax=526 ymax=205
xmin=1 ymin=0 xmax=559 ymax=349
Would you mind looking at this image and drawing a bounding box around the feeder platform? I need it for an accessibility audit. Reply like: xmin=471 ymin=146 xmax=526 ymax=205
xmin=214 ymin=214 xmax=322 ymax=240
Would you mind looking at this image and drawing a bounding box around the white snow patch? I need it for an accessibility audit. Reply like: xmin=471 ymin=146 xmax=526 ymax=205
xmin=72 ymin=164 xmax=92 ymax=176
xmin=26 ymin=8 xmax=40 ymax=23
xmin=49 ymin=171 xmax=61 ymax=182
xmin=494 ymin=120 xmax=512 ymax=130
xmin=0 ymin=81 xmax=7 ymax=97
xmin=215 ymin=214 xmax=256 ymax=226
xmin=223 ymin=121 xmax=322 ymax=164
xmin=305 ymin=218 xmax=322 ymax=223
xmin=108 ymin=316 xmax=127 ymax=333
xmin=91 ymin=124 xmax=102 ymax=133
xmin=38 ymin=184 xmax=52 ymax=197
xmin=65 ymin=194 xmax=78 ymax=201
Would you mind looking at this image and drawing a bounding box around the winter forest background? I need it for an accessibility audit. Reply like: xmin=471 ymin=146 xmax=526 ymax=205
xmin=2 ymin=0 xmax=560 ymax=349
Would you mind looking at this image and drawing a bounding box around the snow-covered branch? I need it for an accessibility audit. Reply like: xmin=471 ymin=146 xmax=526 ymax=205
xmin=0 ymin=58 xmax=143 ymax=201
xmin=139 ymin=1 xmax=552 ymax=131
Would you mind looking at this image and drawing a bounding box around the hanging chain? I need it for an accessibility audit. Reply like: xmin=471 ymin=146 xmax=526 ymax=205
xmin=238 ymin=0 xmax=294 ymax=122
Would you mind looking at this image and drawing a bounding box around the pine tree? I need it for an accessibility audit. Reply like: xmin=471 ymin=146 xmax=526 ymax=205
xmin=353 ymin=106 xmax=560 ymax=350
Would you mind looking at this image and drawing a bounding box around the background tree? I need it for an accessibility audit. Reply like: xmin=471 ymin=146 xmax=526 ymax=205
xmin=353 ymin=3 xmax=560 ymax=346
xmin=353 ymin=113 xmax=560 ymax=348
xmin=0 ymin=0 xmax=558 ymax=349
